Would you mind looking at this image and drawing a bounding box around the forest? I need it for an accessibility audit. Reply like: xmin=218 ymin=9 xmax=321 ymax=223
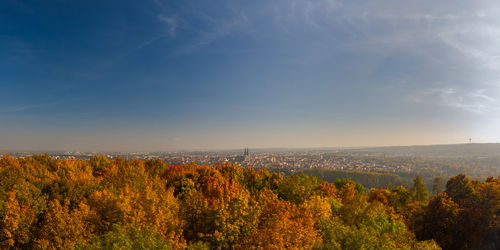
xmin=298 ymin=168 xmax=404 ymax=189
xmin=0 ymin=154 xmax=498 ymax=249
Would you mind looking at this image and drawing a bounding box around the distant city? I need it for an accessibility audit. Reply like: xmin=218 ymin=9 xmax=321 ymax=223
xmin=3 ymin=143 xmax=500 ymax=178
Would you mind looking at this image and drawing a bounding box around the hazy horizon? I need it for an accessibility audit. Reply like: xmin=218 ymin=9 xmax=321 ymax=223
xmin=2 ymin=0 xmax=500 ymax=151
xmin=2 ymin=142 xmax=499 ymax=153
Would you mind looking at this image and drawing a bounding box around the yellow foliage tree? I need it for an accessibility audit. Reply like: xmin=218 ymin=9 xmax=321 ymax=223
xmin=0 ymin=191 xmax=20 ymax=248
xmin=34 ymin=199 xmax=95 ymax=249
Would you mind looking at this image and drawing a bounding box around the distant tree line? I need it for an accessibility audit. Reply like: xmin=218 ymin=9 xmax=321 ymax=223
xmin=299 ymin=168 xmax=404 ymax=189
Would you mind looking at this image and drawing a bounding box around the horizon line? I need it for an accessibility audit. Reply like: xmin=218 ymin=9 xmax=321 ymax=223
xmin=1 ymin=142 xmax=499 ymax=153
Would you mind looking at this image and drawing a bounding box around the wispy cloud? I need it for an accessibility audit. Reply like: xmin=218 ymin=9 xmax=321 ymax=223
xmin=288 ymin=0 xmax=342 ymax=28
xmin=95 ymin=35 xmax=164 ymax=71
xmin=0 ymin=102 xmax=62 ymax=113
xmin=438 ymin=23 xmax=500 ymax=70
xmin=411 ymin=88 xmax=497 ymax=114
xmin=173 ymin=13 xmax=249 ymax=55
xmin=158 ymin=15 xmax=178 ymax=37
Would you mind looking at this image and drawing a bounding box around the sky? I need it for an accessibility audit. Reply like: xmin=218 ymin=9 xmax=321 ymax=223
xmin=1 ymin=0 xmax=500 ymax=151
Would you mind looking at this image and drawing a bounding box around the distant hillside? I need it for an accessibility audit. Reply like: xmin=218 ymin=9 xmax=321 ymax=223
xmin=299 ymin=168 xmax=405 ymax=189
xmin=345 ymin=143 xmax=500 ymax=158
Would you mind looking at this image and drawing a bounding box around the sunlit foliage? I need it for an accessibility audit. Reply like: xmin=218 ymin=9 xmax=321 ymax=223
xmin=415 ymin=174 xmax=500 ymax=249
xmin=1 ymin=154 xmax=496 ymax=249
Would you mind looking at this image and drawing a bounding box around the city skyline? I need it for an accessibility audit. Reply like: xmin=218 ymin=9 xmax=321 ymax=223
xmin=1 ymin=0 xmax=500 ymax=151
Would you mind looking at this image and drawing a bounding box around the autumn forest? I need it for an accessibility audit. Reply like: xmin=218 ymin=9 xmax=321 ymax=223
xmin=0 ymin=155 xmax=498 ymax=249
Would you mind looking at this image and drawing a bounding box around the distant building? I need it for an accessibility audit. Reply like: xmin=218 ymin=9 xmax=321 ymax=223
xmin=234 ymin=147 xmax=249 ymax=163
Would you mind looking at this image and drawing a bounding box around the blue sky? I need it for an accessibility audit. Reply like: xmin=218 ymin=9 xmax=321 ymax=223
xmin=1 ymin=0 xmax=500 ymax=151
